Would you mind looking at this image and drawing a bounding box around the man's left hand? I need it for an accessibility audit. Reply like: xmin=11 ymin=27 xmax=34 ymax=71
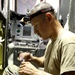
xmin=19 ymin=62 xmax=38 ymax=75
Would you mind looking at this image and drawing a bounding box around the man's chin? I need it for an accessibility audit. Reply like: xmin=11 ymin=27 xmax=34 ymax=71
xmin=38 ymin=35 xmax=48 ymax=40
xmin=41 ymin=37 xmax=48 ymax=40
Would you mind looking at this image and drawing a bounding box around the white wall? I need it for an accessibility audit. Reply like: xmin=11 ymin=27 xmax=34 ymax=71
xmin=46 ymin=0 xmax=59 ymax=13
xmin=10 ymin=0 xmax=15 ymax=11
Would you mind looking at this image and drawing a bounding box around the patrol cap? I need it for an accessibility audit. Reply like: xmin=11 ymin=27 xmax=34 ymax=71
xmin=29 ymin=2 xmax=54 ymax=20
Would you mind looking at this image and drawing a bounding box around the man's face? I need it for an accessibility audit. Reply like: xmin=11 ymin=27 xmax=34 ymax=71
xmin=31 ymin=15 xmax=51 ymax=40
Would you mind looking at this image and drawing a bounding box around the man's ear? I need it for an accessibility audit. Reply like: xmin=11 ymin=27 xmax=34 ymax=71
xmin=46 ymin=12 xmax=53 ymax=22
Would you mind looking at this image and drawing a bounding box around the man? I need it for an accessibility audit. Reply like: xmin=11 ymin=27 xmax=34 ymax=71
xmin=4 ymin=1 xmax=75 ymax=75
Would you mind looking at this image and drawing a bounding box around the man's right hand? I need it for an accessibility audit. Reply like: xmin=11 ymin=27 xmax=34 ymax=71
xmin=18 ymin=52 xmax=33 ymax=61
xmin=18 ymin=52 xmax=44 ymax=67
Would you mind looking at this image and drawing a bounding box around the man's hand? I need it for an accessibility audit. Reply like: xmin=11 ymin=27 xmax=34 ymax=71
xmin=18 ymin=52 xmax=32 ymax=61
xmin=18 ymin=52 xmax=44 ymax=67
xmin=19 ymin=62 xmax=52 ymax=75
xmin=19 ymin=62 xmax=39 ymax=75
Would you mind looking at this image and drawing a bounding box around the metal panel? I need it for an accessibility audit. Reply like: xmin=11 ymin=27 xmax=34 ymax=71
xmin=69 ymin=0 xmax=75 ymax=33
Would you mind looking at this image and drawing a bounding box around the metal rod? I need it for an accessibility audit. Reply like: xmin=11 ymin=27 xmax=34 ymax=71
xmin=3 ymin=0 xmax=10 ymax=69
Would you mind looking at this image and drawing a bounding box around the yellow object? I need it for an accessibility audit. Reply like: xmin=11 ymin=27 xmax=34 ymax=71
xmin=0 ymin=70 xmax=3 ymax=75
xmin=0 ymin=12 xmax=5 ymax=75
xmin=0 ymin=20 xmax=3 ymax=70
xmin=0 ymin=44 xmax=3 ymax=70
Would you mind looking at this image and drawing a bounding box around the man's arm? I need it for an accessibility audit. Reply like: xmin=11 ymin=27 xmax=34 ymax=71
xmin=31 ymin=56 xmax=45 ymax=67
xmin=19 ymin=52 xmax=45 ymax=67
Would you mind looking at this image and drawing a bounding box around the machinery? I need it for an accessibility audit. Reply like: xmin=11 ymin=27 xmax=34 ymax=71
xmin=7 ymin=15 xmax=46 ymax=67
